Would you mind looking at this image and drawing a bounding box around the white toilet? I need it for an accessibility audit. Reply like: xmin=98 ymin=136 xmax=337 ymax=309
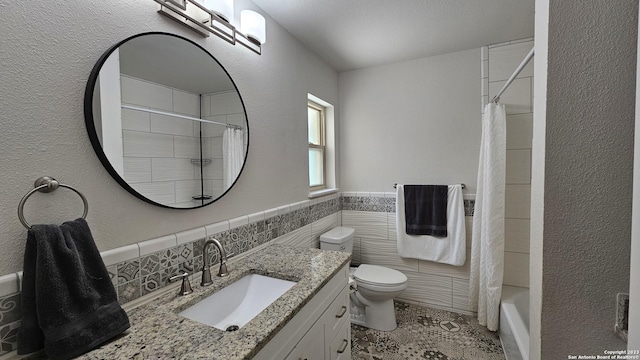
xmin=320 ymin=227 xmax=408 ymax=331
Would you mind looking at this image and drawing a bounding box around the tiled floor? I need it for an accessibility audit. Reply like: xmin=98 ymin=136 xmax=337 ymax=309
xmin=351 ymin=301 xmax=506 ymax=360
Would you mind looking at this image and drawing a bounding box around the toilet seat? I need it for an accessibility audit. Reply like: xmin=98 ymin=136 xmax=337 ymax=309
xmin=353 ymin=264 xmax=407 ymax=288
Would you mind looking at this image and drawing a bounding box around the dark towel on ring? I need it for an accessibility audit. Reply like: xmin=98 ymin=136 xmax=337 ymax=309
xmin=17 ymin=218 xmax=129 ymax=360
xmin=404 ymin=185 xmax=449 ymax=236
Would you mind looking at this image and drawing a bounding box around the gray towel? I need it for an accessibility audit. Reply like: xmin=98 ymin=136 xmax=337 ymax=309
xmin=404 ymin=185 xmax=449 ymax=236
xmin=17 ymin=218 xmax=130 ymax=360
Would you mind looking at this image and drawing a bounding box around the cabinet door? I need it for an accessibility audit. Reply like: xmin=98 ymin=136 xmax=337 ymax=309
xmin=286 ymin=319 xmax=325 ymax=360
xmin=329 ymin=319 xmax=351 ymax=360
xmin=324 ymin=285 xmax=350 ymax=344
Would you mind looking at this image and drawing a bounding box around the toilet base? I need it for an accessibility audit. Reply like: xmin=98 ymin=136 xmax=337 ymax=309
xmin=350 ymin=296 xmax=398 ymax=331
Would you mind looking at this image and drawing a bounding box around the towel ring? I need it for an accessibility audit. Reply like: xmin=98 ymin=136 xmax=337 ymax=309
xmin=18 ymin=176 xmax=89 ymax=229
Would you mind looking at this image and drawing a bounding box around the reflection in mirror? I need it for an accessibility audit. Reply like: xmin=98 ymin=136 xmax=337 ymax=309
xmin=85 ymin=33 xmax=248 ymax=209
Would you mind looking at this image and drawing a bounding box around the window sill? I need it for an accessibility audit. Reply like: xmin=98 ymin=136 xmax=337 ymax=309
xmin=308 ymin=188 xmax=340 ymax=199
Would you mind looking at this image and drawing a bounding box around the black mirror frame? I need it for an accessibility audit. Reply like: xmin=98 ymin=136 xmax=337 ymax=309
xmin=83 ymin=32 xmax=249 ymax=209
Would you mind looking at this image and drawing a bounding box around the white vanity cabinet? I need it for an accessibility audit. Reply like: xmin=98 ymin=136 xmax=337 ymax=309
xmin=253 ymin=264 xmax=351 ymax=360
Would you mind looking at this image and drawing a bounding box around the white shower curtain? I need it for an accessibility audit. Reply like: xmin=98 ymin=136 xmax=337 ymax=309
xmin=223 ymin=128 xmax=244 ymax=189
xmin=469 ymin=102 xmax=506 ymax=331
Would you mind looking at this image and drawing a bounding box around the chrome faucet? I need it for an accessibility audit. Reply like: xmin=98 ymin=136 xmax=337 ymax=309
xmin=201 ymin=238 xmax=229 ymax=286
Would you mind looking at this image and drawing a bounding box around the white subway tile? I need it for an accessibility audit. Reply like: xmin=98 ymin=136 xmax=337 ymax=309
xmin=248 ymin=211 xmax=265 ymax=224
xmin=176 ymin=227 xmax=206 ymax=245
xmin=150 ymin=114 xmax=195 ymax=137
xmin=121 ymin=76 xmax=172 ymax=111
xmin=121 ymin=108 xmax=150 ymax=132
xmin=400 ymin=272 xmax=453 ymax=307
xmin=200 ymin=116 xmax=226 ymax=137
xmin=342 ymin=192 xmax=357 ymax=197
xmin=505 ymin=185 xmax=531 ymax=219
xmin=506 ymin=149 xmax=531 ymax=184
xmin=360 ymin=238 xmax=419 ymax=272
xmin=174 ymin=136 xmax=199 ymax=159
xmin=0 ymin=273 xmax=19 ymax=297
xmin=152 ymin=158 xmax=195 ymax=182
xmin=506 ymin=113 xmax=533 ymax=149
xmin=503 ymin=252 xmax=530 ymax=287
xmin=123 ymin=131 xmax=174 ymax=158
xmin=101 ymin=244 xmax=140 ymax=266
xmin=201 ymin=95 xmax=211 ymax=117
xmin=264 ymin=207 xmax=278 ymax=219
xmin=130 ymin=182 xmax=175 ymax=204
xmin=210 ymin=92 xmax=243 ymax=115
xmin=172 ymin=89 xmax=200 ymax=117
xmin=452 ymin=278 xmax=471 ymax=311
xmin=488 ymin=41 xmax=534 ymax=82
xmin=505 ymin=219 xmax=530 ymax=253
xmin=202 ymin=136 xmax=223 ymax=159
xmin=310 ymin=213 xmax=340 ymax=240
xmin=205 ymin=221 xmax=230 ymax=236
xmin=196 ymin=159 xmax=223 ymax=180
xmin=341 ymin=211 xmax=387 ymax=241
xmin=277 ymin=205 xmax=291 ymax=216
xmin=488 ymin=78 xmax=531 ymax=115
xmin=274 ymin=225 xmax=312 ymax=248
xmin=229 ymin=216 xmax=249 ymax=229
xmin=174 ymin=180 xmax=202 ymax=203
xmin=481 ymin=59 xmax=488 ymax=79
xmin=139 ymin=234 xmax=177 ymax=256
xmin=123 ymin=158 xmax=152 ymax=184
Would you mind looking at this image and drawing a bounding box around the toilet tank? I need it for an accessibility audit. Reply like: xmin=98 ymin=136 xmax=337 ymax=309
xmin=320 ymin=227 xmax=355 ymax=254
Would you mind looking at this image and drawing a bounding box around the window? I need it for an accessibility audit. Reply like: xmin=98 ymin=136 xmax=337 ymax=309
xmin=308 ymin=100 xmax=325 ymax=190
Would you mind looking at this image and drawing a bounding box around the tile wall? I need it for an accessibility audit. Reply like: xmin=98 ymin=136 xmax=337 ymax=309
xmin=0 ymin=194 xmax=341 ymax=356
xmin=121 ymin=76 xmax=246 ymax=208
xmin=342 ymin=192 xmax=476 ymax=313
xmin=121 ymin=75 xmax=210 ymax=208
xmin=482 ymin=39 xmax=533 ymax=288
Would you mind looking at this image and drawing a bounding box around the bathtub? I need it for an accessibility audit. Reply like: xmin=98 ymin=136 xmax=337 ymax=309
xmin=500 ymin=286 xmax=529 ymax=360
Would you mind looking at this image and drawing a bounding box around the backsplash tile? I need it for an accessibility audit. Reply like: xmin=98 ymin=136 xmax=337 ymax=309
xmin=0 ymin=293 xmax=21 ymax=326
xmin=343 ymin=194 xmax=474 ymax=216
xmin=0 ymin=320 xmax=19 ymax=355
xmin=0 ymin=193 xmax=343 ymax=354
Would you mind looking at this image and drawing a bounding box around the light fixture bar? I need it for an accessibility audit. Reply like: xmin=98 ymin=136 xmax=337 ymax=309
xmin=122 ymin=104 xmax=243 ymax=130
xmin=151 ymin=0 xmax=261 ymax=55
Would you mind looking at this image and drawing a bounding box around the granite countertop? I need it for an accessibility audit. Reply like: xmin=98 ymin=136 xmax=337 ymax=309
xmin=78 ymin=245 xmax=350 ymax=360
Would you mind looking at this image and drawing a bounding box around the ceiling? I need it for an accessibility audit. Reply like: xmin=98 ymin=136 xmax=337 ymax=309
xmin=119 ymin=34 xmax=235 ymax=94
xmin=252 ymin=0 xmax=535 ymax=72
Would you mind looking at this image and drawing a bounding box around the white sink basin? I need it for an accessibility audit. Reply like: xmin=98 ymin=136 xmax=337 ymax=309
xmin=179 ymin=274 xmax=296 ymax=331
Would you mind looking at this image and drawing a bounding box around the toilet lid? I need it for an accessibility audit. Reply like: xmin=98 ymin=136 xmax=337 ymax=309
xmin=353 ymin=264 xmax=407 ymax=286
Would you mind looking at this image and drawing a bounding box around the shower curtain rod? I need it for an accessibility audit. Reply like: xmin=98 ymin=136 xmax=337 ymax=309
xmin=490 ymin=47 xmax=535 ymax=104
xmin=121 ymin=104 xmax=243 ymax=130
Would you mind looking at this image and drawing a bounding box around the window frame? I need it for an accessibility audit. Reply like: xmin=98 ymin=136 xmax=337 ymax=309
xmin=308 ymin=100 xmax=326 ymax=191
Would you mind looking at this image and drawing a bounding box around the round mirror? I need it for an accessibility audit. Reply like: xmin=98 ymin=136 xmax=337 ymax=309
xmin=84 ymin=32 xmax=248 ymax=209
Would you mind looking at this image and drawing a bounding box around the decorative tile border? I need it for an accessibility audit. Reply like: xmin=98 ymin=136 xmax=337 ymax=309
xmin=106 ymin=195 xmax=341 ymax=304
xmin=342 ymin=194 xmax=475 ymax=217
xmin=0 ymin=293 xmax=20 ymax=356
xmin=0 ymin=194 xmax=341 ymax=356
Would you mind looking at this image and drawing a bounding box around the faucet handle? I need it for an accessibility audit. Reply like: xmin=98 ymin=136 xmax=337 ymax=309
xmin=169 ymin=272 xmax=193 ymax=296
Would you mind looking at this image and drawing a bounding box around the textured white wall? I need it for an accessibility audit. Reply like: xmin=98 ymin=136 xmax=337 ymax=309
xmin=534 ymin=0 xmax=637 ymax=356
xmin=338 ymin=49 xmax=480 ymax=193
xmin=0 ymin=0 xmax=338 ymax=274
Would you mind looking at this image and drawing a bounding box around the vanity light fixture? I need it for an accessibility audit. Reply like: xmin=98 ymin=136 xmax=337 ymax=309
xmin=152 ymin=0 xmax=264 ymax=54
xmin=203 ymin=0 xmax=233 ymax=23
xmin=240 ymin=10 xmax=266 ymax=45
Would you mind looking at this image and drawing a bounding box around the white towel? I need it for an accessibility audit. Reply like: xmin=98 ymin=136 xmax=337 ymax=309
xmin=396 ymin=184 xmax=466 ymax=266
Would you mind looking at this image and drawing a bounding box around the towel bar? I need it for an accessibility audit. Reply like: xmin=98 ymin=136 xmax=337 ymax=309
xmin=18 ymin=176 xmax=89 ymax=229
xmin=393 ymin=183 xmax=466 ymax=189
